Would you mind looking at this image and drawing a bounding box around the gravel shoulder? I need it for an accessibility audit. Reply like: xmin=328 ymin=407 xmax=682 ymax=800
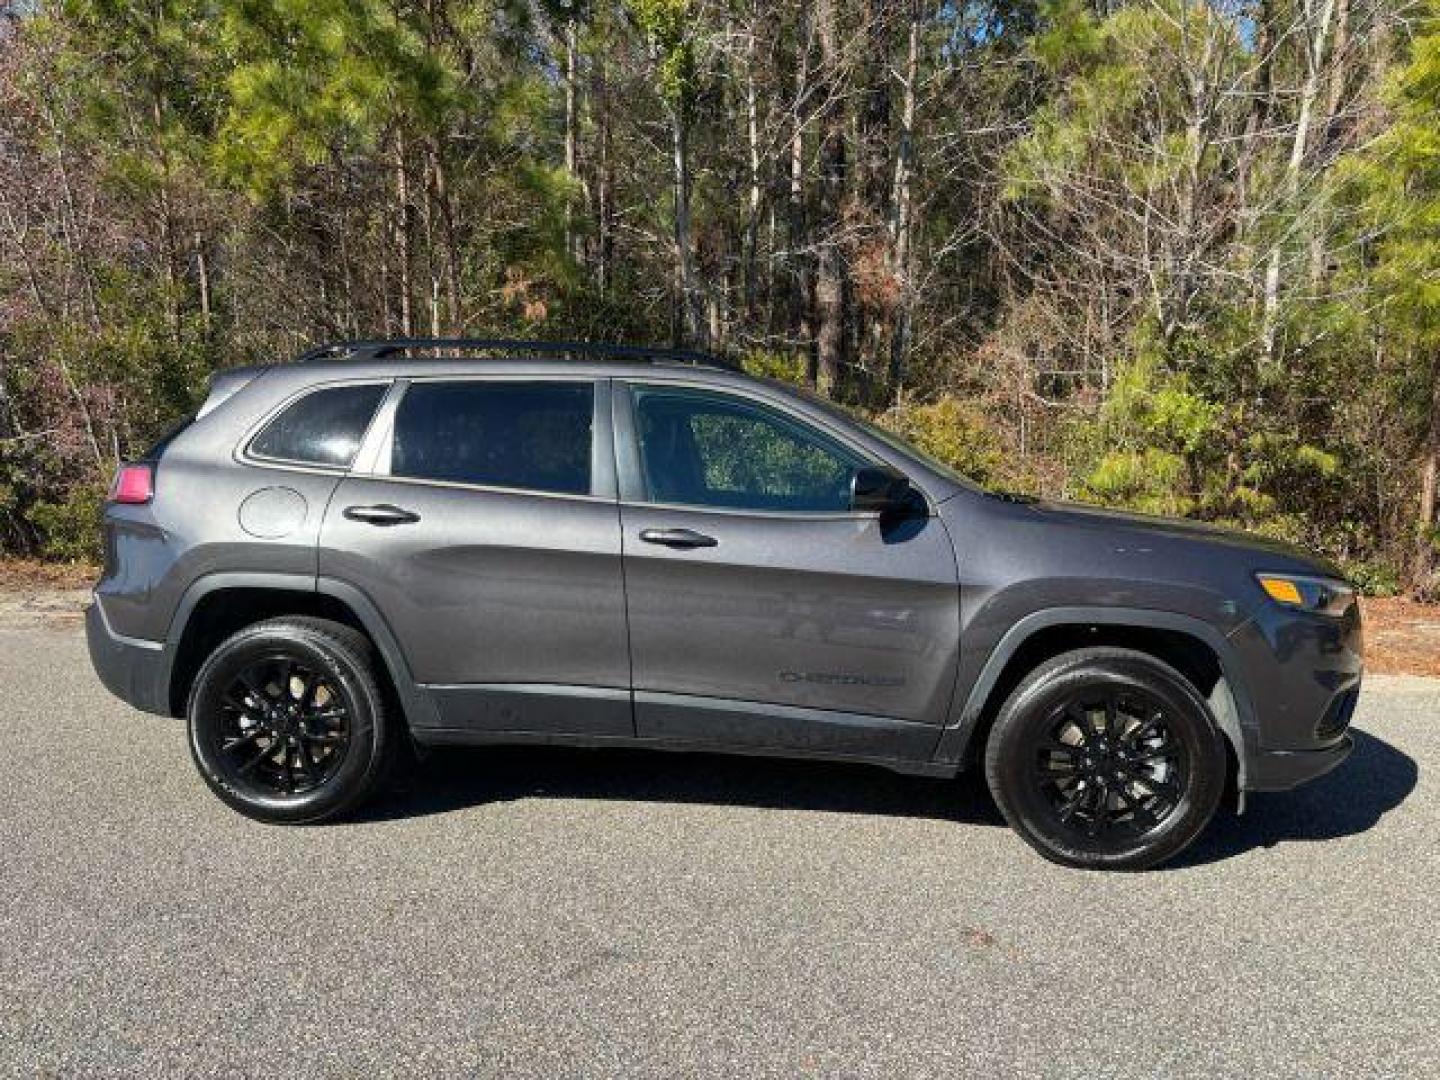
xmin=1 ymin=619 xmax=1436 ymax=1077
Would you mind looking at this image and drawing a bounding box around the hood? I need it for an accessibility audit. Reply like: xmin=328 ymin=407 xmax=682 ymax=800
xmin=1011 ymin=496 xmax=1344 ymax=578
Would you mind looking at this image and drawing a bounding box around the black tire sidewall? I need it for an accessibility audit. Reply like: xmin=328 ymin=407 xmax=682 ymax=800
xmin=986 ymin=651 xmax=1227 ymax=870
xmin=187 ymin=622 xmax=386 ymax=824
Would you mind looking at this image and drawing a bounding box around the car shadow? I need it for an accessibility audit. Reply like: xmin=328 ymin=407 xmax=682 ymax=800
xmin=355 ymin=727 xmax=1416 ymax=867
xmin=360 ymin=744 xmax=1008 ymax=827
xmin=1172 ymin=727 xmax=1418 ymax=868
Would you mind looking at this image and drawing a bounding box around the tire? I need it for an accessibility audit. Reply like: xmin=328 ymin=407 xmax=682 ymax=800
xmin=984 ymin=647 xmax=1227 ymax=871
xmin=187 ymin=616 xmax=393 ymax=824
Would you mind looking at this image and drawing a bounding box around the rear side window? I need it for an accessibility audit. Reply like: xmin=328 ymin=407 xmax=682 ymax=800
xmin=249 ymin=384 xmax=387 ymax=467
xmin=391 ymin=381 xmax=594 ymax=496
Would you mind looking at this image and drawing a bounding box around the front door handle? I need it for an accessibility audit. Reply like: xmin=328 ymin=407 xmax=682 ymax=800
xmin=343 ymin=503 xmax=421 ymax=527
xmin=639 ymin=527 xmax=717 ymax=549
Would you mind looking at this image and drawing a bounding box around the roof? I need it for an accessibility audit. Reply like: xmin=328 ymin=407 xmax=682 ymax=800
xmin=293 ymin=337 xmax=741 ymax=373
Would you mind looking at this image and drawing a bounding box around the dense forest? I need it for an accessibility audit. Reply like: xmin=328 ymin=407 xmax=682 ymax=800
xmin=1 ymin=0 xmax=1439 ymax=593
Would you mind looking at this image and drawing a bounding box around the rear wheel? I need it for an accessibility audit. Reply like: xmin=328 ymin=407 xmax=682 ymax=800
xmin=984 ymin=647 xmax=1227 ymax=870
xmin=187 ymin=616 xmax=392 ymax=823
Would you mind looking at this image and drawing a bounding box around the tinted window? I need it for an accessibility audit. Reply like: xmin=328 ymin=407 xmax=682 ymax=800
xmin=392 ymin=381 xmax=594 ymax=495
xmin=250 ymin=384 xmax=386 ymax=467
xmin=633 ymin=387 xmax=864 ymax=512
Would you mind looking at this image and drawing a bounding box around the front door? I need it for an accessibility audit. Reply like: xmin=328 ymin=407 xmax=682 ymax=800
xmin=319 ymin=377 xmax=631 ymax=737
xmin=615 ymin=381 xmax=961 ymax=762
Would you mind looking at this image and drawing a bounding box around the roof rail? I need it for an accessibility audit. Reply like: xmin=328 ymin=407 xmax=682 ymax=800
xmin=294 ymin=337 xmax=740 ymax=372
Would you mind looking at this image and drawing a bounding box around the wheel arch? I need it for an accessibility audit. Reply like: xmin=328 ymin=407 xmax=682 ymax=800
xmin=938 ymin=607 xmax=1254 ymax=785
xmin=162 ymin=572 xmax=436 ymax=728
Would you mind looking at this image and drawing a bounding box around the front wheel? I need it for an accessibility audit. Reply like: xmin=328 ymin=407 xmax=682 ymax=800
xmin=187 ymin=616 xmax=393 ymax=824
xmin=984 ymin=647 xmax=1227 ymax=870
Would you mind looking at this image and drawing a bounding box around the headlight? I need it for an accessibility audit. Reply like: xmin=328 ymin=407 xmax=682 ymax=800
xmin=1255 ymin=573 xmax=1356 ymax=617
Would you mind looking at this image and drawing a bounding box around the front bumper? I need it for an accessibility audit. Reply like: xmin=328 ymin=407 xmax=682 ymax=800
xmin=86 ymin=599 xmax=171 ymax=715
xmin=1228 ymin=598 xmax=1363 ymax=791
xmin=1244 ymin=734 xmax=1354 ymax=791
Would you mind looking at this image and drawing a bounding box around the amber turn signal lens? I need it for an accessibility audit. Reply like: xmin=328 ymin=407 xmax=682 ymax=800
xmin=1257 ymin=576 xmax=1306 ymax=606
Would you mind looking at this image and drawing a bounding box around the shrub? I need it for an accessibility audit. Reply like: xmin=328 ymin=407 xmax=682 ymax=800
xmin=30 ymin=485 xmax=106 ymax=563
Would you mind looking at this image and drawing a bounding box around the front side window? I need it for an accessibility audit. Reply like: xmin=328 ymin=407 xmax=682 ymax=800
xmin=632 ymin=386 xmax=865 ymax=512
xmin=391 ymin=381 xmax=594 ymax=496
xmin=249 ymin=383 xmax=387 ymax=467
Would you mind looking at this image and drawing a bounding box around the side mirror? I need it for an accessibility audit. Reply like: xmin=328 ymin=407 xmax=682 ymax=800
xmin=850 ymin=465 xmax=916 ymax=515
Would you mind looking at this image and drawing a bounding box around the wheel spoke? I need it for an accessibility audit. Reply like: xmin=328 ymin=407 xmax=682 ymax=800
xmin=1123 ymin=766 xmax=1178 ymax=800
xmin=293 ymin=741 xmax=318 ymax=784
xmin=221 ymin=730 xmax=264 ymax=754
xmin=237 ymin=738 xmax=278 ymax=775
xmin=1056 ymin=784 xmax=1089 ymax=823
xmin=236 ymin=672 xmax=272 ymax=707
xmin=298 ymin=673 xmax=320 ymax=710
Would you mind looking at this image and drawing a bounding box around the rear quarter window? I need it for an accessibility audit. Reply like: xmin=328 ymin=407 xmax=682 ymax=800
xmin=249 ymin=384 xmax=387 ymax=467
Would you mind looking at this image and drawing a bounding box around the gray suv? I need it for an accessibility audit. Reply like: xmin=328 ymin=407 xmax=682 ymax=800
xmin=87 ymin=339 xmax=1362 ymax=869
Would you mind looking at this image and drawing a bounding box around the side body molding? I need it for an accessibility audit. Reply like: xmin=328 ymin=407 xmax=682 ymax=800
xmin=934 ymin=606 xmax=1257 ymax=781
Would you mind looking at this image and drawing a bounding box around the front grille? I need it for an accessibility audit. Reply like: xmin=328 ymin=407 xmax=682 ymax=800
xmin=1315 ymin=687 xmax=1359 ymax=741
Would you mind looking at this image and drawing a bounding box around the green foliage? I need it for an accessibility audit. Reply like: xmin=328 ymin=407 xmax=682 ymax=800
xmin=873 ymin=397 xmax=1004 ymax=486
xmin=216 ymin=0 xmax=461 ymax=194
xmin=626 ymin=0 xmax=697 ymax=107
xmin=30 ymin=486 xmax=106 ymax=562
xmin=740 ymin=351 xmax=809 ymax=386
xmin=1081 ymin=448 xmax=1189 ymax=516
xmin=0 ymin=0 xmax=1430 ymax=598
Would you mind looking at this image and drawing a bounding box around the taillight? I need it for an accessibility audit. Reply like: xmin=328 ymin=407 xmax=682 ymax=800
xmin=110 ymin=463 xmax=154 ymax=504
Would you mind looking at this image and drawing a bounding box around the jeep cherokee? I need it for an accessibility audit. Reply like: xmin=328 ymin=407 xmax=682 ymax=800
xmin=86 ymin=338 xmax=1362 ymax=869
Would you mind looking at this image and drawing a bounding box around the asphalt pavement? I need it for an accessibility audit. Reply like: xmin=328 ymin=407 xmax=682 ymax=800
xmin=1 ymin=618 xmax=1436 ymax=1077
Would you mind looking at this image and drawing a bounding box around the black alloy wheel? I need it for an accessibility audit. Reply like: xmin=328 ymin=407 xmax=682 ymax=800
xmin=985 ymin=646 xmax=1227 ymax=870
xmin=187 ymin=616 xmax=393 ymax=824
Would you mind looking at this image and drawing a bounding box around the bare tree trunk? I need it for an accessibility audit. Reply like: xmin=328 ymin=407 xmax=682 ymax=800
xmin=1414 ymin=354 xmax=1440 ymax=597
xmin=596 ymin=50 xmax=614 ymax=297
xmin=150 ymin=93 xmax=183 ymax=346
xmin=814 ymin=0 xmax=846 ymax=397
xmin=859 ymin=0 xmax=893 ymax=375
xmin=429 ymin=142 xmax=461 ymax=332
xmin=1235 ymin=0 xmax=1275 ymax=223
xmin=564 ymin=16 xmax=580 ymax=265
xmin=393 ymin=136 xmax=414 ymax=337
xmin=888 ymin=2 xmax=919 ymax=397
xmin=1260 ymin=0 xmax=1338 ymax=368
xmin=743 ymin=20 xmax=762 ymax=317
xmin=194 ymin=231 xmax=211 ymax=332
xmin=789 ymin=7 xmax=814 ymax=378
xmin=670 ymin=107 xmax=706 ymax=348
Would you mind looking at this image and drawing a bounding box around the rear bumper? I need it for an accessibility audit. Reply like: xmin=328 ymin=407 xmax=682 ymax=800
xmin=86 ymin=599 xmax=171 ymax=715
xmin=1244 ymin=734 xmax=1354 ymax=791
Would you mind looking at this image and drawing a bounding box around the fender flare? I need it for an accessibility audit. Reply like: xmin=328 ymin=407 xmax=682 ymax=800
xmin=934 ymin=606 xmax=1257 ymax=782
xmin=161 ymin=571 xmax=439 ymax=727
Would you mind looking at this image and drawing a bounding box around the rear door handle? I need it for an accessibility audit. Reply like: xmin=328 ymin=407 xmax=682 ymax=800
xmin=343 ymin=503 xmax=421 ymax=527
xmin=639 ymin=527 xmax=717 ymax=549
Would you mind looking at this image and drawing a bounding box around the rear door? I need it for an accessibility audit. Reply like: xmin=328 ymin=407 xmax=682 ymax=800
xmin=319 ymin=376 xmax=632 ymax=737
xmin=614 ymin=380 xmax=961 ymax=762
